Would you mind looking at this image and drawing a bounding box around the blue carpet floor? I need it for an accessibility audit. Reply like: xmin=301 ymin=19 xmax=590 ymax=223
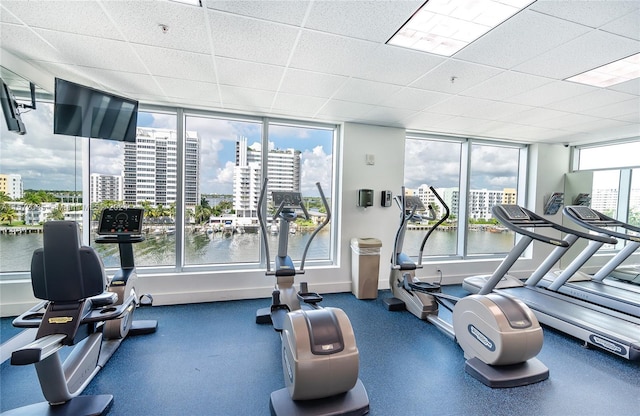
xmin=2 ymin=287 xmax=639 ymax=415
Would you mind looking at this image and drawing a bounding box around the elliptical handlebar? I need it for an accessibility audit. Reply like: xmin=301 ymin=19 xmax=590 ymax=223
xmin=257 ymin=178 xmax=272 ymax=274
xmin=300 ymin=182 xmax=331 ymax=271
xmin=417 ymin=186 xmax=450 ymax=267
xmin=391 ymin=186 xmax=416 ymax=269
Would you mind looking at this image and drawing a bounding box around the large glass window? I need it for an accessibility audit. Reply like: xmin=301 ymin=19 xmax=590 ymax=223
xmin=184 ymin=115 xmax=262 ymax=266
xmin=89 ymin=111 xmax=177 ymax=269
xmin=267 ymin=123 xmax=334 ymax=262
xmin=467 ymin=143 xmax=520 ymax=255
xmin=1 ymin=102 xmax=83 ymax=274
xmin=629 ymin=169 xmax=640 ymax=227
xmin=403 ymin=138 xmax=461 ymax=257
xmin=590 ymin=170 xmax=620 ymax=219
xmin=404 ymin=134 xmax=525 ymax=261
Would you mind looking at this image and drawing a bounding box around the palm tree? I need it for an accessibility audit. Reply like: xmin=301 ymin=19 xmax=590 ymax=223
xmin=0 ymin=206 xmax=17 ymax=225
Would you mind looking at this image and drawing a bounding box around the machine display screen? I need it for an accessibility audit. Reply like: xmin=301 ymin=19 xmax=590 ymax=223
xmin=272 ymin=191 xmax=302 ymax=208
xmin=568 ymin=206 xmax=599 ymax=221
xmin=98 ymin=208 xmax=144 ymax=235
xmin=499 ymin=205 xmax=529 ymax=220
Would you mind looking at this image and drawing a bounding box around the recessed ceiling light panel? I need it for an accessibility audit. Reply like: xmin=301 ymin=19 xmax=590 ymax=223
xmin=387 ymin=0 xmax=533 ymax=56
xmin=566 ymin=53 xmax=640 ymax=88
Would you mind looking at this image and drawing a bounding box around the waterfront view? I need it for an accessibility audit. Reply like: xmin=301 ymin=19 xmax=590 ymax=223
xmin=0 ymin=227 xmax=515 ymax=274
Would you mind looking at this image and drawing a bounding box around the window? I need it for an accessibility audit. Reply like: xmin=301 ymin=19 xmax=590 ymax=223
xmin=404 ymin=134 xmax=526 ymax=261
xmin=183 ymin=115 xmax=262 ymax=266
xmin=0 ymin=102 xmax=83 ymax=274
xmin=629 ymin=169 xmax=640 ymax=227
xmin=89 ymin=111 xmax=178 ymax=269
xmin=267 ymin=122 xmax=334 ymax=262
xmin=467 ymin=143 xmax=521 ymax=255
xmin=403 ymin=137 xmax=461 ymax=257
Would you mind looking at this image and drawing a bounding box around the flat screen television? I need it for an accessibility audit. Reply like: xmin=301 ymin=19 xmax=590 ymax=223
xmin=0 ymin=77 xmax=26 ymax=135
xmin=53 ymin=78 xmax=138 ymax=142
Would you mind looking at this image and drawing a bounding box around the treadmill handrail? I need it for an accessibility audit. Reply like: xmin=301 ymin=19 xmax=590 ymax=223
xmin=563 ymin=206 xmax=640 ymax=242
xmin=492 ymin=205 xmax=617 ymax=246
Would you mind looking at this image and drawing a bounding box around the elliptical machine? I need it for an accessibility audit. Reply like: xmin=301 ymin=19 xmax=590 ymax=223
xmin=255 ymin=178 xmax=369 ymax=416
xmin=4 ymin=208 xmax=157 ymax=416
xmin=384 ymin=187 xmax=549 ymax=388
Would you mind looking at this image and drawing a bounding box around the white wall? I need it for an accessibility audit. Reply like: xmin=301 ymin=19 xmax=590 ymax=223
xmin=0 ymin=127 xmax=624 ymax=317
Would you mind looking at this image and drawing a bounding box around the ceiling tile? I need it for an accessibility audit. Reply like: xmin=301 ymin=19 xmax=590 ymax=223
xmin=383 ymin=87 xmax=452 ymax=111
xmin=503 ymin=80 xmax=597 ymax=107
xmin=315 ymin=99 xmax=377 ymax=120
xmin=353 ymin=44 xmax=445 ymax=85
xmin=134 ymin=45 xmax=215 ymax=82
xmin=546 ymin=89 xmax=638 ymax=113
xmin=204 ymin=0 xmax=311 ymax=26
xmin=272 ymin=92 xmax=327 ymax=116
xmin=102 ymin=1 xmax=211 ymax=54
xmin=332 ymin=78 xmax=402 ymax=105
xmin=216 ymin=57 xmax=284 ymax=91
xmin=278 ymin=68 xmax=347 ymax=98
xmin=219 ymin=85 xmax=275 ymax=109
xmin=155 ymin=77 xmax=221 ymax=103
xmin=410 ymin=60 xmax=502 ymax=94
xmin=456 ymin=9 xmax=590 ymax=70
xmin=1 ymin=0 xmax=123 ymax=40
xmin=514 ymin=30 xmax=640 ymax=79
xmin=35 ymin=28 xmax=148 ymax=73
xmin=304 ymin=0 xmax=423 ymax=42
xmin=207 ymin=11 xmax=300 ymax=65
xmin=460 ymin=71 xmax=553 ymax=101
xmin=288 ymin=30 xmax=378 ymax=77
xmin=529 ymin=1 xmax=639 ymax=28
xmin=359 ymin=106 xmax=418 ymax=125
xmin=600 ymin=6 xmax=640 ymax=40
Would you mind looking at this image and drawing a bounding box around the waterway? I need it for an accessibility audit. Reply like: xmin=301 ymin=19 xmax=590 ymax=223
xmin=0 ymin=228 xmax=515 ymax=273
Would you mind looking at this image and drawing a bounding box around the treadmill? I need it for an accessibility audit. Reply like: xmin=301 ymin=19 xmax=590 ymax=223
xmin=562 ymin=205 xmax=640 ymax=288
xmin=464 ymin=204 xmax=640 ymax=361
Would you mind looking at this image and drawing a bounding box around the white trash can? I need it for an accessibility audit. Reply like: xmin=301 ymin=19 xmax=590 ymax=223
xmin=350 ymin=238 xmax=382 ymax=299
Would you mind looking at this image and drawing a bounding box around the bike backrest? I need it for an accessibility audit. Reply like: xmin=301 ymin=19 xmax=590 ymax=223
xmin=31 ymin=221 xmax=107 ymax=302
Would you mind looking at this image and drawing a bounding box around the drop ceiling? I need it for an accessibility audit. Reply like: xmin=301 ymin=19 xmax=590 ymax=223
xmin=1 ymin=0 xmax=638 ymax=145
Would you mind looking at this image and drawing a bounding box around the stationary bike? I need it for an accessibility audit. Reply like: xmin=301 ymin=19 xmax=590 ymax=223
xmin=4 ymin=208 xmax=157 ymax=416
xmin=384 ymin=187 xmax=549 ymax=388
xmin=255 ymin=178 xmax=369 ymax=416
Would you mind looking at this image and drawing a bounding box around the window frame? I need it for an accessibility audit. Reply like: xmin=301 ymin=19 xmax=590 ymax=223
xmin=405 ymin=131 xmax=528 ymax=262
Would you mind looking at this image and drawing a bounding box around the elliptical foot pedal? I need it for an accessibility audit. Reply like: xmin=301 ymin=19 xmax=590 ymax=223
xmin=256 ymin=307 xmax=273 ymax=324
xmin=129 ymin=320 xmax=158 ymax=335
xmin=1 ymin=394 xmax=113 ymax=416
xmin=465 ymin=357 xmax=549 ymax=388
xmin=383 ymin=297 xmax=406 ymax=311
xmin=269 ymin=378 xmax=369 ymax=416
xmin=270 ymin=308 xmax=288 ymax=332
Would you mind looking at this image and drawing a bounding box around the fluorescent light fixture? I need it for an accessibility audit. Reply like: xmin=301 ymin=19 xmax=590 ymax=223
xmin=387 ymin=0 xmax=533 ymax=56
xmin=169 ymin=0 xmax=202 ymax=6
xmin=566 ymin=53 xmax=640 ymax=88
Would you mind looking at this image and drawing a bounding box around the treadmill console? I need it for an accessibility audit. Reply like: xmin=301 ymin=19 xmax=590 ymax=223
xmin=98 ymin=208 xmax=144 ymax=235
xmin=272 ymin=191 xmax=302 ymax=208
xmin=499 ymin=205 xmax=530 ymax=221
xmin=567 ymin=206 xmax=599 ymax=221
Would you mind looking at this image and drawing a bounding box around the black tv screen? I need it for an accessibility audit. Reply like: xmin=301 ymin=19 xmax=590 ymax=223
xmin=53 ymin=78 xmax=138 ymax=142
xmin=0 ymin=77 xmax=26 ymax=135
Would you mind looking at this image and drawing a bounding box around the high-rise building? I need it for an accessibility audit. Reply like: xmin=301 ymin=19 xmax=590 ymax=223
xmin=0 ymin=173 xmax=23 ymax=200
xmin=124 ymin=127 xmax=199 ymax=207
xmin=233 ymin=137 xmax=301 ymax=217
xmin=90 ymin=173 xmax=123 ymax=203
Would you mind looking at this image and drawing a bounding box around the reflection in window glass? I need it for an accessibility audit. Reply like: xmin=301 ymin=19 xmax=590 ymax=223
xmin=1 ymin=102 xmax=82 ymax=273
xmin=184 ymin=115 xmax=262 ymax=265
xmin=90 ymin=111 xmax=177 ymax=268
xmin=267 ymin=123 xmax=334 ymax=262
xmin=404 ymin=138 xmax=461 ymax=257
xmin=630 ymin=169 xmax=640 ymax=227
xmin=591 ymin=170 xmax=620 ymax=219
xmin=467 ymin=143 xmax=520 ymax=255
